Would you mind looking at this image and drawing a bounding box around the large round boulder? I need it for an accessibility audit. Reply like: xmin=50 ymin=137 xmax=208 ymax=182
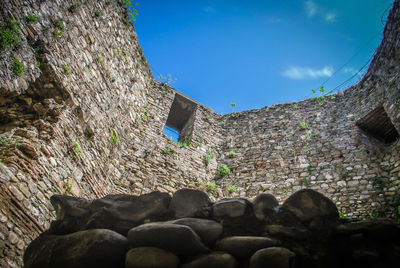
xmin=181 ymin=252 xmax=239 ymax=268
xmin=170 ymin=218 xmax=222 ymax=247
xmin=170 ymin=188 xmax=212 ymax=218
xmin=127 ymin=223 xmax=208 ymax=256
xmin=281 ymin=189 xmax=338 ymax=223
xmin=253 ymin=193 xmax=279 ymax=222
xmin=212 ymin=198 xmax=263 ymax=236
xmin=87 ymin=191 xmax=173 ymax=235
xmin=24 ymin=229 xmax=129 ymax=268
xmin=214 ymin=236 xmax=280 ymax=259
xmin=249 ymin=247 xmax=296 ymax=268
xmin=125 ymin=247 xmax=179 ymax=268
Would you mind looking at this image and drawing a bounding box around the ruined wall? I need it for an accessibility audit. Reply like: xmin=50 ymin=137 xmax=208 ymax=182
xmin=216 ymin=0 xmax=400 ymax=218
xmin=0 ymin=0 xmax=400 ymax=266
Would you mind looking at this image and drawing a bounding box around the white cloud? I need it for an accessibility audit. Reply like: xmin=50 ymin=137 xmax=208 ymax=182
xmin=304 ymin=1 xmax=337 ymax=23
xmin=203 ymin=6 xmax=215 ymax=13
xmin=305 ymin=0 xmax=317 ymax=17
xmin=343 ymin=67 xmax=357 ymax=74
xmin=325 ymin=12 xmax=336 ymax=22
xmin=282 ymin=66 xmax=334 ymax=80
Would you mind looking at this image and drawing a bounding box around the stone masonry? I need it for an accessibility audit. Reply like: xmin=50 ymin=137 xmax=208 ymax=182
xmin=0 ymin=0 xmax=400 ymax=266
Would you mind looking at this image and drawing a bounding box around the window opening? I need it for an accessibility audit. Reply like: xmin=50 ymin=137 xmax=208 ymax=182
xmin=163 ymin=125 xmax=179 ymax=143
xmin=163 ymin=93 xmax=198 ymax=143
xmin=356 ymin=105 xmax=399 ymax=144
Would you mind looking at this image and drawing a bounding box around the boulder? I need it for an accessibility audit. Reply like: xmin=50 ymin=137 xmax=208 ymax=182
xmin=214 ymin=236 xmax=280 ymax=259
xmin=253 ymin=193 xmax=279 ymax=222
xmin=24 ymin=229 xmax=129 ymax=268
xmin=127 ymin=223 xmax=208 ymax=256
xmin=249 ymin=247 xmax=295 ymax=268
xmin=212 ymin=198 xmax=263 ymax=236
xmin=281 ymin=189 xmax=338 ymax=223
xmin=181 ymin=252 xmax=239 ymax=268
xmin=335 ymin=219 xmax=400 ymax=240
xmin=125 ymin=247 xmax=179 ymax=268
xmin=170 ymin=189 xmax=212 ymax=218
xmin=48 ymin=195 xmax=91 ymax=235
xmin=86 ymin=191 xmax=173 ymax=235
xmin=264 ymin=224 xmax=308 ymax=240
xmin=170 ymin=218 xmax=222 ymax=247
xmin=48 ymin=192 xmax=173 ymax=236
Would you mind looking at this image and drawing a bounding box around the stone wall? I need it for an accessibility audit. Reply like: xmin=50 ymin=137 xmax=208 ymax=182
xmin=215 ymin=0 xmax=400 ymax=220
xmin=0 ymin=0 xmax=399 ymax=266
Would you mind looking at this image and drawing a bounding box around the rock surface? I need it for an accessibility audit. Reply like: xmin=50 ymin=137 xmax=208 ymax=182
xmin=181 ymin=252 xmax=239 ymax=268
xmin=127 ymin=223 xmax=208 ymax=255
xmin=214 ymin=236 xmax=280 ymax=259
xmin=249 ymin=247 xmax=296 ymax=268
xmin=24 ymin=229 xmax=129 ymax=268
xmin=170 ymin=189 xmax=212 ymax=218
xmin=125 ymin=247 xmax=179 ymax=268
xmin=253 ymin=193 xmax=279 ymax=222
xmin=24 ymin=190 xmax=400 ymax=268
xmin=170 ymin=218 xmax=223 ymax=247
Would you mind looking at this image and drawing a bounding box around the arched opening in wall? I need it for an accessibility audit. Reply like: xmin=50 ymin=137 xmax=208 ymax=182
xmin=356 ymin=105 xmax=399 ymax=145
xmin=163 ymin=93 xmax=197 ymax=143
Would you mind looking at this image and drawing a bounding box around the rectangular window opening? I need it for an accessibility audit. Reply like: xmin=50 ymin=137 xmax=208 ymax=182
xmin=163 ymin=93 xmax=198 ymax=144
xmin=356 ymin=105 xmax=399 ymax=144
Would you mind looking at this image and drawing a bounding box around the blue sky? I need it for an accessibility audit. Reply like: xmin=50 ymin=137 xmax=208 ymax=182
xmin=133 ymin=0 xmax=394 ymax=114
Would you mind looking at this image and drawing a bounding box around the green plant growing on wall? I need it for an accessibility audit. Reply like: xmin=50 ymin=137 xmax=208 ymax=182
xmin=0 ymin=19 xmax=21 ymax=50
xmin=139 ymin=112 xmax=148 ymax=121
xmin=305 ymin=132 xmax=312 ymax=140
xmin=292 ymin=149 xmax=297 ymax=157
xmin=204 ymin=151 xmax=214 ymax=166
xmin=68 ymin=2 xmax=82 ymax=13
xmin=159 ymin=74 xmax=177 ymax=86
xmin=12 ymin=58 xmax=26 ymax=77
xmin=53 ymin=18 xmax=65 ymax=38
xmin=72 ymin=141 xmax=82 ymax=159
xmin=122 ymin=0 xmax=139 ymax=21
xmin=231 ymin=102 xmax=236 ymax=113
xmin=206 ymin=182 xmax=216 ymax=193
xmin=95 ymin=10 xmax=102 ymax=17
xmin=61 ymin=64 xmax=71 ymax=75
xmin=306 ymin=164 xmax=314 ymax=174
xmin=303 ymin=177 xmax=310 ymax=188
xmin=227 ymin=150 xmax=236 ymax=158
xmin=25 ymin=13 xmax=38 ymax=24
xmin=162 ymin=147 xmax=175 ymax=156
xmin=196 ymin=180 xmax=204 ymax=187
xmin=63 ymin=179 xmax=72 ymax=195
xmin=110 ymin=130 xmax=120 ymax=144
xmin=217 ymin=164 xmax=232 ymax=178
xmin=310 ymin=86 xmax=335 ymax=106
xmin=300 ymin=120 xmax=309 ymax=129
xmin=177 ymin=136 xmax=191 ymax=148
xmin=97 ymin=55 xmax=103 ymax=65
xmin=227 ymin=185 xmax=237 ymax=194
xmin=340 ymin=171 xmax=349 ymax=179
xmin=0 ymin=134 xmax=11 ymax=145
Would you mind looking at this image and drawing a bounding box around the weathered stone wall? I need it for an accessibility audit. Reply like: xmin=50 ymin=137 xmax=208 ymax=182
xmin=0 ymin=1 xmax=226 ymax=266
xmin=0 ymin=0 xmax=399 ymax=266
xmin=215 ymin=0 xmax=400 ymax=219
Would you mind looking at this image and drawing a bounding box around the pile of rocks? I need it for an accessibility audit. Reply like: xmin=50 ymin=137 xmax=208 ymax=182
xmin=24 ymin=189 xmax=400 ymax=268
